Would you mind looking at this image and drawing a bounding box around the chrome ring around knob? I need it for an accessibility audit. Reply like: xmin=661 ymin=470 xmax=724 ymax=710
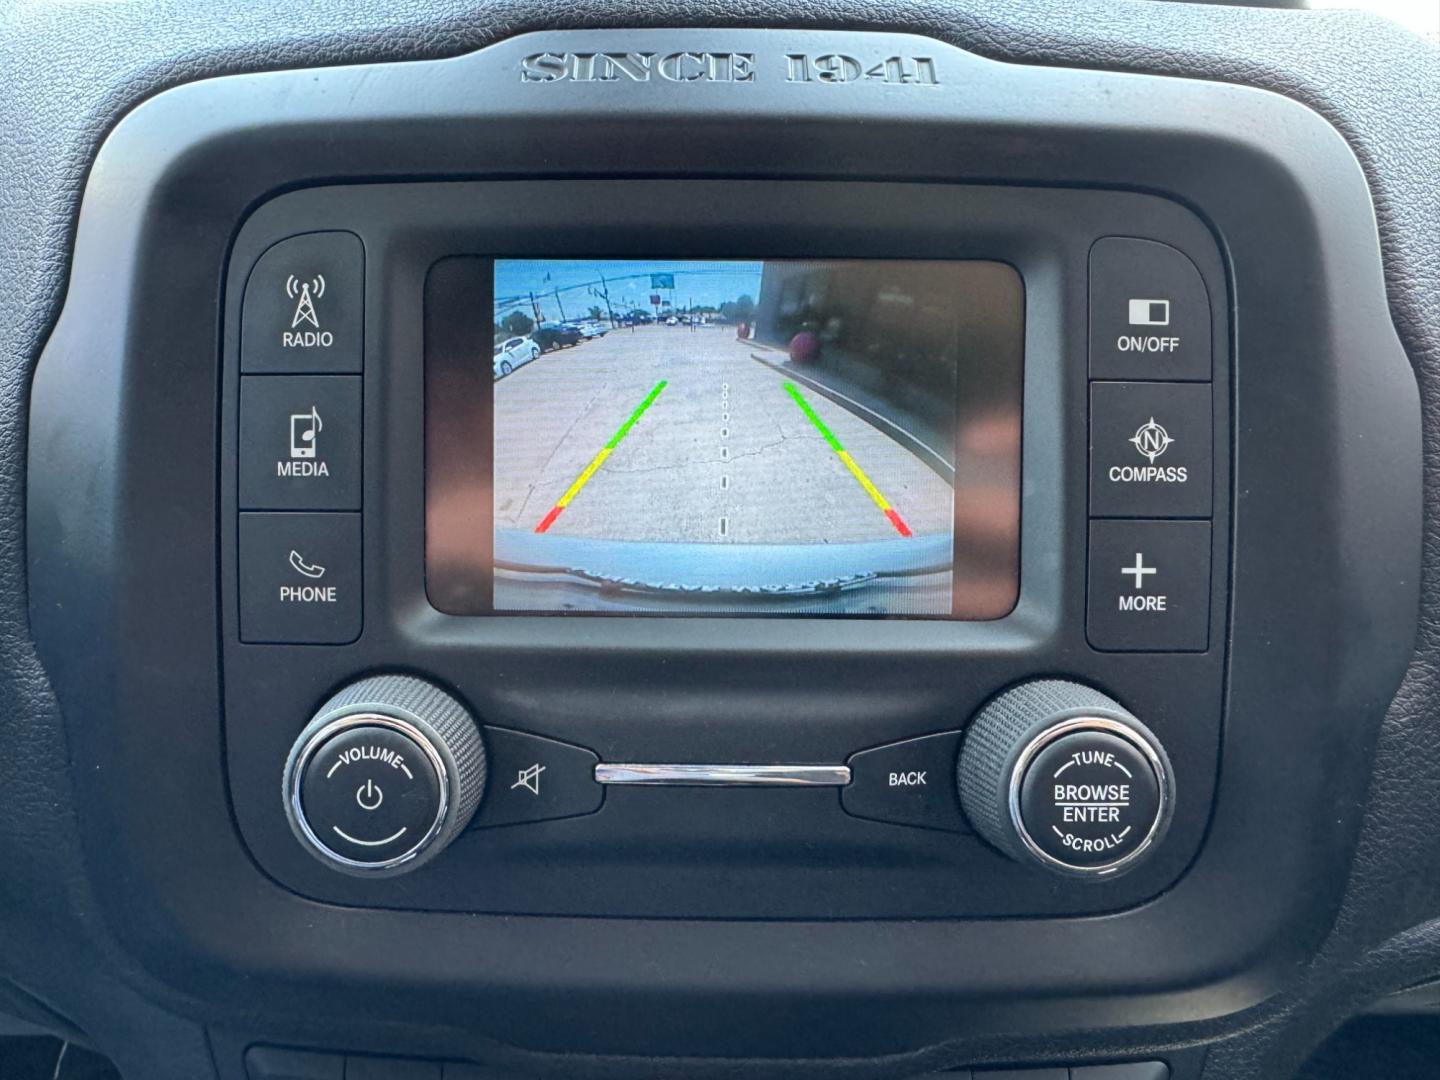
xmin=1006 ymin=714 xmax=1171 ymax=877
xmin=958 ymin=679 xmax=1174 ymax=879
xmin=283 ymin=674 xmax=486 ymax=878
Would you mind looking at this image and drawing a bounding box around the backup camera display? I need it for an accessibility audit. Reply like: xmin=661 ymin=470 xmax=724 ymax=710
xmin=426 ymin=257 xmax=1023 ymax=618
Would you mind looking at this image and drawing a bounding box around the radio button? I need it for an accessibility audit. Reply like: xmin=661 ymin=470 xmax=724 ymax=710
xmin=239 ymin=512 xmax=361 ymax=644
xmin=1087 ymin=519 xmax=1211 ymax=652
xmin=1090 ymin=237 xmax=1211 ymax=382
xmin=239 ymin=375 xmax=361 ymax=511
xmin=471 ymin=727 xmax=603 ymax=828
xmin=1090 ymin=381 xmax=1211 ymax=519
xmin=842 ymin=731 xmax=968 ymax=832
xmin=242 ymin=231 xmax=363 ymax=374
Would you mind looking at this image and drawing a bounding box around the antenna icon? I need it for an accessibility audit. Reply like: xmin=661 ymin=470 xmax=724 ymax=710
xmin=285 ymin=274 xmax=326 ymax=330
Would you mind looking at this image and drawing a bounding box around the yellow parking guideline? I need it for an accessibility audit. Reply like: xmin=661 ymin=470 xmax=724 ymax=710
xmin=837 ymin=449 xmax=890 ymax=513
xmin=559 ymin=447 xmax=613 ymax=507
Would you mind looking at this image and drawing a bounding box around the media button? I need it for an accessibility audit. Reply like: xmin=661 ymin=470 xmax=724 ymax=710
xmin=1090 ymin=236 xmax=1211 ymax=382
xmin=241 ymin=231 xmax=363 ymax=374
xmin=471 ymin=727 xmax=603 ymax=828
xmin=1090 ymin=381 xmax=1211 ymax=519
xmin=1087 ymin=519 xmax=1211 ymax=652
xmin=239 ymin=512 xmax=361 ymax=644
xmin=239 ymin=375 xmax=361 ymax=510
xmin=843 ymin=730 xmax=968 ymax=832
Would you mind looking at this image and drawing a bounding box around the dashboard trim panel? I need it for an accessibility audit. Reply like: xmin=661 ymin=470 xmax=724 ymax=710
xmin=23 ymin=25 xmax=1420 ymax=1065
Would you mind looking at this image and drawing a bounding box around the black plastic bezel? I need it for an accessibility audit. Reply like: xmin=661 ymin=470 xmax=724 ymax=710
xmin=220 ymin=179 xmax=1228 ymax=919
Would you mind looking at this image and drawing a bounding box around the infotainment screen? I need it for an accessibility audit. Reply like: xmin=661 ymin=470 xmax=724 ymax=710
xmin=426 ymin=257 xmax=1023 ymax=618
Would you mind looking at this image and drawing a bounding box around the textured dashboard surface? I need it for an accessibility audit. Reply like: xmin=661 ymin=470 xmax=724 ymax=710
xmin=0 ymin=1 xmax=1437 ymax=1077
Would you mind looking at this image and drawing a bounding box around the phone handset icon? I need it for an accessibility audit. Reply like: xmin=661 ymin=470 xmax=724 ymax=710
xmin=289 ymin=406 xmax=322 ymax=459
xmin=288 ymin=551 xmax=326 ymax=579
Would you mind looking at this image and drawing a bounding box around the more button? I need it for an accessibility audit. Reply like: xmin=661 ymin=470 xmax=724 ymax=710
xmin=1087 ymin=519 xmax=1210 ymax=652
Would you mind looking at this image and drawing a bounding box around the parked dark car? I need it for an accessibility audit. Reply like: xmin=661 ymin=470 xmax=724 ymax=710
xmin=532 ymin=324 xmax=584 ymax=351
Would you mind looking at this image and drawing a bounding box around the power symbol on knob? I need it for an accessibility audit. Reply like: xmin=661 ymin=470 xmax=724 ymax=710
xmin=285 ymin=675 xmax=487 ymax=876
xmin=355 ymin=779 xmax=384 ymax=812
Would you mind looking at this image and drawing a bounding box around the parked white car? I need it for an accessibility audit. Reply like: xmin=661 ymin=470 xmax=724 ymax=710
xmin=577 ymin=321 xmax=610 ymax=338
xmin=493 ymin=335 xmax=541 ymax=377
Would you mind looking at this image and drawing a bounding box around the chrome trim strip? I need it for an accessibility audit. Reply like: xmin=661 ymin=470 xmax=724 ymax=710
xmin=594 ymin=763 xmax=851 ymax=787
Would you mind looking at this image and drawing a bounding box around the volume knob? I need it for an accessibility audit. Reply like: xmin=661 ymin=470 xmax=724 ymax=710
xmin=958 ymin=680 xmax=1173 ymax=878
xmin=283 ymin=675 xmax=486 ymax=876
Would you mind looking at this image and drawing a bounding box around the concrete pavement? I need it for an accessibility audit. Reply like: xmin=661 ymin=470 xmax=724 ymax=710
xmin=493 ymin=324 xmax=953 ymax=545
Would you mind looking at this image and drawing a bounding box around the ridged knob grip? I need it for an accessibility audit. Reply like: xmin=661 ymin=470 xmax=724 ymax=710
xmin=284 ymin=674 xmax=486 ymax=876
xmin=958 ymin=680 xmax=1172 ymax=878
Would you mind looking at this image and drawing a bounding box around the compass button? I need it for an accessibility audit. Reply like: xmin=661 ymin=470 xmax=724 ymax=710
xmin=1089 ymin=381 xmax=1211 ymax=518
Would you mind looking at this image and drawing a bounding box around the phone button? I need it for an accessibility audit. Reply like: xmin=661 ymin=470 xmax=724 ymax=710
xmin=239 ymin=375 xmax=361 ymax=510
xmin=239 ymin=512 xmax=361 ymax=644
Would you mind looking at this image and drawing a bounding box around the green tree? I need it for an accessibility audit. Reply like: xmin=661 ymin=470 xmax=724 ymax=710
xmin=587 ymin=305 xmax=604 ymax=322
xmin=720 ymin=294 xmax=755 ymax=323
xmin=499 ymin=310 xmax=534 ymax=337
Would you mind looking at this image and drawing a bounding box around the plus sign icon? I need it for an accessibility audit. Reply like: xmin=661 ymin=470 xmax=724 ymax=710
xmin=1121 ymin=553 xmax=1157 ymax=590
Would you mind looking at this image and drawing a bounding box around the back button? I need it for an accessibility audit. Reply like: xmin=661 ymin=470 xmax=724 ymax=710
xmin=472 ymin=728 xmax=603 ymax=828
xmin=843 ymin=731 xmax=968 ymax=832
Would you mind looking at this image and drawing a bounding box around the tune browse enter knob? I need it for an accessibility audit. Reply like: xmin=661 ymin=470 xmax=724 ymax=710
xmin=957 ymin=680 xmax=1173 ymax=878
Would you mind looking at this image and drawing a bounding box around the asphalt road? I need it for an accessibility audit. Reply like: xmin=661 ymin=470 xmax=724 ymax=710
xmin=493 ymin=325 xmax=953 ymax=545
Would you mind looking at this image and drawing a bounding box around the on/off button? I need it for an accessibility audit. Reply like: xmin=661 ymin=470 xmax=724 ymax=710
xmin=297 ymin=724 xmax=443 ymax=866
xmin=1089 ymin=236 xmax=1212 ymax=382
